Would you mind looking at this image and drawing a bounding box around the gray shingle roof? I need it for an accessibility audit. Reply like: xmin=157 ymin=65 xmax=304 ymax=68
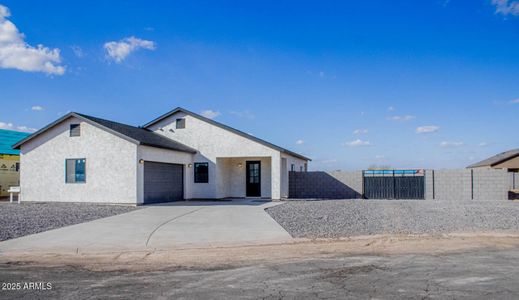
xmin=13 ymin=112 xmax=197 ymax=154
xmin=76 ymin=113 xmax=197 ymax=153
xmin=467 ymin=148 xmax=519 ymax=168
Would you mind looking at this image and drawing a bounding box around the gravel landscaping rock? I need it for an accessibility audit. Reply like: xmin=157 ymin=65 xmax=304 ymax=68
xmin=0 ymin=202 xmax=138 ymax=241
xmin=266 ymin=200 xmax=519 ymax=238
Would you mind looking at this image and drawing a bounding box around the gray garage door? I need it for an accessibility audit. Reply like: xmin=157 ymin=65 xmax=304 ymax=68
xmin=144 ymin=161 xmax=184 ymax=204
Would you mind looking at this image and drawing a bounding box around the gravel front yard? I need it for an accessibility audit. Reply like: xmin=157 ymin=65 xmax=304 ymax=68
xmin=0 ymin=202 xmax=138 ymax=241
xmin=266 ymin=200 xmax=519 ymax=238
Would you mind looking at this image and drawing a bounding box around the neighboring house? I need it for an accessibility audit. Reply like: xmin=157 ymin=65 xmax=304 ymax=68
xmin=0 ymin=129 xmax=30 ymax=197
xmin=467 ymin=148 xmax=519 ymax=172
xmin=13 ymin=108 xmax=310 ymax=204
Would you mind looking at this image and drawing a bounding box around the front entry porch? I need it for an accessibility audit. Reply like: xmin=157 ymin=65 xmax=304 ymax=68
xmin=216 ymin=156 xmax=280 ymax=199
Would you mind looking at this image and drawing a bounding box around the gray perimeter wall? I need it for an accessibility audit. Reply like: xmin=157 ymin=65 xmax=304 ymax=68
xmin=288 ymin=171 xmax=362 ymax=199
xmin=290 ymin=169 xmax=514 ymax=200
xmin=426 ymin=169 xmax=509 ymax=201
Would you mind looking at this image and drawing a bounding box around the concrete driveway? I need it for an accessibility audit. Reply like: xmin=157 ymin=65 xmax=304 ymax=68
xmin=0 ymin=199 xmax=292 ymax=255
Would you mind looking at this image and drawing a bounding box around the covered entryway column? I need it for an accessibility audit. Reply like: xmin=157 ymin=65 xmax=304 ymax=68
xmin=271 ymin=152 xmax=281 ymax=200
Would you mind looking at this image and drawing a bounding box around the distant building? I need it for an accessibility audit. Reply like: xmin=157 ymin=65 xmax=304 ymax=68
xmin=467 ymin=148 xmax=519 ymax=172
xmin=0 ymin=129 xmax=30 ymax=197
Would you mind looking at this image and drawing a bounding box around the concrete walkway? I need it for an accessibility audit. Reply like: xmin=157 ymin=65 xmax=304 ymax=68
xmin=0 ymin=199 xmax=293 ymax=255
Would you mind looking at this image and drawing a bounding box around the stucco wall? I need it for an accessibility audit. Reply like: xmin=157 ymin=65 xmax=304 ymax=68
xmin=20 ymin=117 xmax=138 ymax=204
xmin=146 ymin=112 xmax=305 ymax=199
xmin=136 ymin=145 xmax=194 ymax=203
xmin=493 ymin=155 xmax=519 ymax=170
xmin=216 ymin=157 xmax=272 ymax=198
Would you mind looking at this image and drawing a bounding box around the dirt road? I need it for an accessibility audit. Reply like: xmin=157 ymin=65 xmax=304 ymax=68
xmin=2 ymin=234 xmax=519 ymax=299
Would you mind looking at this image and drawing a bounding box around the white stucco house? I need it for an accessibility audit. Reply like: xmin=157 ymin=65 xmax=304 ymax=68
xmin=13 ymin=107 xmax=310 ymax=204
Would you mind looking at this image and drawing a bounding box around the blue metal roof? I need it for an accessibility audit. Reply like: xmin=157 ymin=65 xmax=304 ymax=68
xmin=364 ymin=169 xmax=424 ymax=175
xmin=0 ymin=129 xmax=30 ymax=155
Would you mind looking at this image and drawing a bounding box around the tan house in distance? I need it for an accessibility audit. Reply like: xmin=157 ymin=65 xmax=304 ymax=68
xmin=467 ymin=148 xmax=519 ymax=172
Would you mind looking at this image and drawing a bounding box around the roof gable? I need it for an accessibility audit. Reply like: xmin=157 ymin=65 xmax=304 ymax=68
xmin=467 ymin=148 xmax=519 ymax=168
xmin=12 ymin=113 xmax=197 ymax=154
xmin=143 ymin=107 xmax=311 ymax=161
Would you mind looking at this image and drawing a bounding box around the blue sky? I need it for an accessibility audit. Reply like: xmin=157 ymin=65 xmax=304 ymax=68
xmin=0 ymin=1 xmax=518 ymax=170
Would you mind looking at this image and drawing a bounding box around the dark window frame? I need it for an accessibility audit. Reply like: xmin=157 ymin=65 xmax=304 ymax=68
xmin=194 ymin=162 xmax=209 ymax=183
xmin=290 ymin=164 xmax=295 ymax=172
xmin=70 ymin=124 xmax=81 ymax=137
xmin=65 ymin=158 xmax=86 ymax=183
xmin=176 ymin=118 xmax=186 ymax=129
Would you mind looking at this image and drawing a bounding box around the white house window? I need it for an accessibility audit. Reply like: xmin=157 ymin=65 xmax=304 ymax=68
xmin=291 ymin=164 xmax=295 ymax=171
xmin=194 ymin=162 xmax=208 ymax=183
xmin=70 ymin=124 xmax=81 ymax=137
xmin=176 ymin=118 xmax=186 ymax=129
xmin=66 ymin=159 xmax=86 ymax=183
xmin=300 ymin=166 xmax=303 ymax=172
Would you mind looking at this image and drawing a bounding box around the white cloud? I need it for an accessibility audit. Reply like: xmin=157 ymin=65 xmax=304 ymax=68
xmin=229 ymin=110 xmax=255 ymax=119
xmin=0 ymin=5 xmax=65 ymax=75
xmin=509 ymin=98 xmax=519 ymax=104
xmin=387 ymin=115 xmax=415 ymax=122
xmin=440 ymin=141 xmax=464 ymax=148
xmin=31 ymin=105 xmax=44 ymax=111
xmin=492 ymin=0 xmax=519 ymax=16
xmin=295 ymin=139 xmax=304 ymax=145
xmin=479 ymin=142 xmax=489 ymax=147
xmin=375 ymin=155 xmax=385 ymax=160
xmin=0 ymin=121 xmax=36 ymax=132
xmin=103 ymin=36 xmax=155 ymax=63
xmin=200 ymin=109 xmax=221 ymax=119
xmin=388 ymin=106 xmax=395 ymax=111
xmin=344 ymin=139 xmax=372 ymax=147
xmin=71 ymin=45 xmax=84 ymax=58
xmin=353 ymin=128 xmax=368 ymax=134
xmin=416 ymin=125 xmax=440 ymax=134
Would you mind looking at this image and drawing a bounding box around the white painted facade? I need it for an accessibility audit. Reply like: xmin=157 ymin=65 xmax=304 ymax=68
xmin=17 ymin=109 xmax=309 ymax=204
xmin=136 ymin=145 xmax=193 ymax=204
xmin=146 ymin=111 xmax=307 ymax=199
xmin=20 ymin=117 xmax=139 ymax=204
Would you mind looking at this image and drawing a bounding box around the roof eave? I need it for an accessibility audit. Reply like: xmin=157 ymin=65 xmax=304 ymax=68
xmin=12 ymin=112 xmax=142 ymax=150
xmin=139 ymin=142 xmax=198 ymax=154
xmin=142 ymin=107 xmax=183 ymax=128
xmin=12 ymin=112 xmax=76 ymax=150
xmin=143 ymin=107 xmax=311 ymax=161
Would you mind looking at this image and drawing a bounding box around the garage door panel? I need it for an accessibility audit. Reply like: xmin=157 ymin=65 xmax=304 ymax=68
xmin=144 ymin=162 xmax=183 ymax=204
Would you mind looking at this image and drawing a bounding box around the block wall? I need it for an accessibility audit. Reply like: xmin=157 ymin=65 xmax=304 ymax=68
xmin=288 ymin=171 xmax=362 ymax=199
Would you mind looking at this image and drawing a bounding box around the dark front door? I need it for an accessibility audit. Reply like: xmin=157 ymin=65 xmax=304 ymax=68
xmin=246 ymin=161 xmax=261 ymax=197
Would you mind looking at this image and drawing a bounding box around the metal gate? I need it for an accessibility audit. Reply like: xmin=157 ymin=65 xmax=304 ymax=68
xmin=363 ymin=170 xmax=425 ymax=199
